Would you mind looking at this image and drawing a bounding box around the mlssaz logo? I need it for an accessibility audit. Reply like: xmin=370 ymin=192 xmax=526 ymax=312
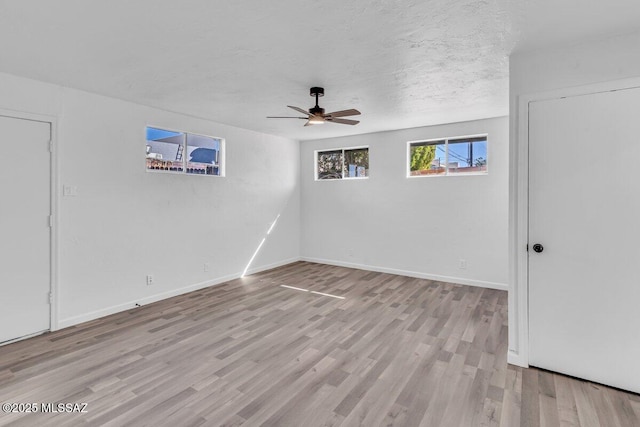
xmin=41 ymin=403 xmax=89 ymax=413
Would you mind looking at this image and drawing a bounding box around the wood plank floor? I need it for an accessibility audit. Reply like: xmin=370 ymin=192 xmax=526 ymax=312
xmin=0 ymin=261 xmax=638 ymax=426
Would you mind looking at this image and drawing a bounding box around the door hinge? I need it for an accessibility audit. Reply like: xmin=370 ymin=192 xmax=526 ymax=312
xmin=48 ymin=140 xmax=53 ymax=152
xmin=49 ymin=215 xmax=53 ymax=228
xmin=48 ymin=292 xmax=53 ymax=304
xmin=526 ymin=244 xmax=529 ymax=252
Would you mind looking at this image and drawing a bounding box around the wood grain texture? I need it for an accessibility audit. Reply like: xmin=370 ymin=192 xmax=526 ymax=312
xmin=0 ymin=261 xmax=638 ymax=426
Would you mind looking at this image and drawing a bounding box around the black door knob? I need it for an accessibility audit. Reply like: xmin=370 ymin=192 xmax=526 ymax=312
xmin=533 ymin=243 xmax=544 ymax=253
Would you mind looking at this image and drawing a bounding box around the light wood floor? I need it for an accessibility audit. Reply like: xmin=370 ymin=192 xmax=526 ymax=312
xmin=1 ymin=262 xmax=639 ymax=426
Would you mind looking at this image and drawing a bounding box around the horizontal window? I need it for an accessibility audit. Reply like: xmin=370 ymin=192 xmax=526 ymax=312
xmin=146 ymin=127 xmax=224 ymax=176
xmin=316 ymin=147 xmax=369 ymax=180
xmin=408 ymin=135 xmax=487 ymax=177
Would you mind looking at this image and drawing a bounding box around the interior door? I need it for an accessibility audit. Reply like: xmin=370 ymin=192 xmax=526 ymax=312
xmin=528 ymin=87 xmax=640 ymax=394
xmin=0 ymin=114 xmax=51 ymax=344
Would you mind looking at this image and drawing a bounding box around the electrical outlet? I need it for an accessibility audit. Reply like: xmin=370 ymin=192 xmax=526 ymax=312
xmin=63 ymin=185 xmax=78 ymax=196
xmin=458 ymin=259 xmax=467 ymax=269
xmin=146 ymin=275 xmax=154 ymax=285
xmin=204 ymin=262 xmax=210 ymax=272
xmin=346 ymin=248 xmax=354 ymax=258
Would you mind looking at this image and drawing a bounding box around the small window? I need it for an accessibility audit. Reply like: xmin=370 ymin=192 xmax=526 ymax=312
xmin=408 ymin=135 xmax=487 ymax=177
xmin=186 ymin=133 xmax=221 ymax=175
xmin=316 ymin=147 xmax=369 ymax=180
xmin=409 ymin=140 xmax=446 ymax=176
xmin=317 ymin=150 xmax=343 ymax=180
xmin=146 ymin=127 xmax=223 ymax=176
xmin=447 ymin=137 xmax=487 ymax=174
xmin=344 ymin=147 xmax=369 ymax=178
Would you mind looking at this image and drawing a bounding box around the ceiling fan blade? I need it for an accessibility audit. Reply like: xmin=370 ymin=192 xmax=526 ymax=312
xmin=303 ymin=120 xmax=312 ymax=127
xmin=325 ymin=109 xmax=361 ymax=118
xmin=326 ymin=118 xmax=360 ymax=125
xmin=266 ymin=116 xmax=307 ymax=119
xmin=287 ymin=105 xmax=312 ymax=116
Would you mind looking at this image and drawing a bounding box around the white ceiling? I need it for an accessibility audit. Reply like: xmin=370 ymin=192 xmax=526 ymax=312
xmin=1 ymin=0 xmax=640 ymax=141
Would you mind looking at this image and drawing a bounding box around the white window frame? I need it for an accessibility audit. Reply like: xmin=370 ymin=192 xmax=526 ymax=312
xmin=406 ymin=134 xmax=488 ymax=178
xmin=314 ymin=146 xmax=369 ymax=181
xmin=145 ymin=126 xmax=225 ymax=177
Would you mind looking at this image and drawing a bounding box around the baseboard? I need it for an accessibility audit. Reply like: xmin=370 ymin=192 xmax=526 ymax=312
xmin=242 ymin=256 xmax=301 ymax=276
xmin=508 ymin=349 xmax=528 ymax=368
xmin=57 ymin=274 xmax=237 ymax=329
xmin=0 ymin=330 xmax=49 ymax=347
xmin=57 ymin=257 xmax=301 ymax=330
xmin=300 ymin=257 xmax=508 ymax=291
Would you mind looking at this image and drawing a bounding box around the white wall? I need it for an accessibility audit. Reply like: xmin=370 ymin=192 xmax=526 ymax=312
xmin=300 ymin=117 xmax=509 ymax=289
xmin=0 ymin=72 xmax=300 ymax=329
xmin=508 ymin=30 xmax=640 ymax=366
xmin=0 ymin=70 xmax=510 ymax=335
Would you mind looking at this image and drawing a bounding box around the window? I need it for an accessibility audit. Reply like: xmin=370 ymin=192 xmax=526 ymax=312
xmin=408 ymin=135 xmax=487 ymax=177
xmin=409 ymin=139 xmax=446 ymax=176
xmin=316 ymin=146 xmax=369 ymax=180
xmin=146 ymin=127 xmax=223 ymax=176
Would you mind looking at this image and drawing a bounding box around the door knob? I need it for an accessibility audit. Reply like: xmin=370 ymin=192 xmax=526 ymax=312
xmin=533 ymin=243 xmax=544 ymax=253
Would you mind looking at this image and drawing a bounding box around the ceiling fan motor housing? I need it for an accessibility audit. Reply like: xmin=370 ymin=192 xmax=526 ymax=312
xmin=310 ymin=87 xmax=324 ymax=97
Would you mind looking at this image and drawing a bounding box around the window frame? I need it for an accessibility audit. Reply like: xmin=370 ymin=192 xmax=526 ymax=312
xmin=145 ymin=126 xmax=225 ymax=177
xmin=406 ymin=134 xmax=488 ymax=178
xmin=314 ymin=145 xmax=370 ymax=181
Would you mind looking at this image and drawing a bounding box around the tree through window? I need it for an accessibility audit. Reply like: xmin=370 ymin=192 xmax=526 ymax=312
xmin=316 ymin=147 xmax=369 ymax=180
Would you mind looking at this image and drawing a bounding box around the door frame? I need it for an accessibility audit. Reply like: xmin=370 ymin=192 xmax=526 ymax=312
xmin=0 ymin=108 xmax=59 ymax=335
xmin=509 ymin=76 xmax=640 ymax=368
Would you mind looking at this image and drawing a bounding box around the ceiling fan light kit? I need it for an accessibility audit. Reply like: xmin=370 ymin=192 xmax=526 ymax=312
xmin=267 ymin=87 xmax=360 ymax=127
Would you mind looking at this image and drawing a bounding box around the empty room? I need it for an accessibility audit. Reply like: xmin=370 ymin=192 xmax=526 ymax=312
xmin=1 ymin=1 xmax=640 ymax=426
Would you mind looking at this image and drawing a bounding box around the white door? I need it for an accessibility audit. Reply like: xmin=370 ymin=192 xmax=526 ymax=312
xmin=528 ymin=87 xmax=640 ymax=394
xmin=0 ymin=114 xmax=51 ymax=344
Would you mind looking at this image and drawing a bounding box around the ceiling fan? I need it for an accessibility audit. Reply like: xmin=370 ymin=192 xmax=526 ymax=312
xmin=267 ymin=87 xmax=360 ymax=126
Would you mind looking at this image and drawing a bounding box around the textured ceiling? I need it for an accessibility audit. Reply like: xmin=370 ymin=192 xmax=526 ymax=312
xmin=1 ymin=0 xmax=639 ymax=141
